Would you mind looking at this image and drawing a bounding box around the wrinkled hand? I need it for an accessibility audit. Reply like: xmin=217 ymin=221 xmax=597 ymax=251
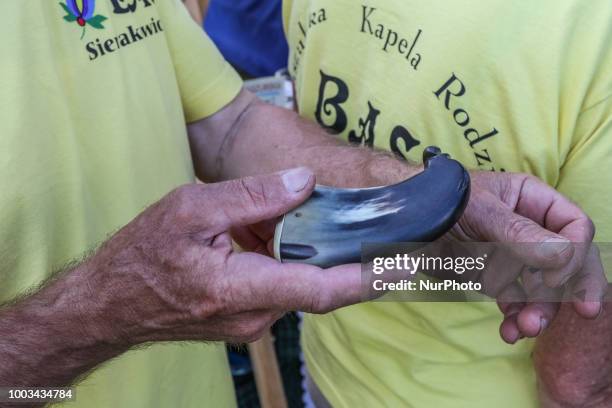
xmin=232 ymin=168 xmax=607 ymax=344
xmin=87 ymin=168 xmax=362 ymax=345
xmin=451 ymin=171 xmax=606 ymax=343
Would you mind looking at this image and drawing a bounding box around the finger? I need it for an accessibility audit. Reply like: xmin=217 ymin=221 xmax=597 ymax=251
xmin=516 ymin=302 xmax=559 ymax=338
xmin=540 ymin=238 xmax=591 ymax=288
xmin=566 ymin=244 xmax=607 ymax=318
xmin=230 ymin=252 xmax=363 ymax=313
xmin=500 ymin=214 xmax=573 ymax=269
xmin=205 ymin=168 xmax=315 ymax=232
xmin=514 ymin=176 xmax=594 ymax=243
xmin=513 ymin=268 xmax=560 ymax=338
xmin=472 ymin=193 xmax=574 ymax=271
xmin=512 ymin=175 xmax=595 ymax=287
xmin=499 ymin=308 xmax=523 ymax=345
xmin=288 ymin=263 xmax=364 ymax=313
xmin=496 ymin=282 xmax=526 ymax=344
xmin=496 ymin=280 xmax=532 ymax=344
xmin=466 ymin=174 xmax=578 ymax=271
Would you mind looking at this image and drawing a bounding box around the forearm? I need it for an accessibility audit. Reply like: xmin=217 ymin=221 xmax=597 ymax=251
xmin=182 ymin=0 xmax=203 ymax=23
xmin=188 ymin=90 xmax=418 ymax=188
xmin=0 ymin=206 xmax=217 ymax=391
xmin=0 ymin=244 xmax=156 ymax=394
xmin=534 ymin=303 xmax=612 ymax=407
xmin=199 ymin=0 xmax=209 ymax=20
xmin=0 ymin=260 xmax=129 ymax=391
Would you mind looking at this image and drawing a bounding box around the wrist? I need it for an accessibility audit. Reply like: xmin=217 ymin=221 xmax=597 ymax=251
xmin=79 ymin=246 xmax=156 ymax=348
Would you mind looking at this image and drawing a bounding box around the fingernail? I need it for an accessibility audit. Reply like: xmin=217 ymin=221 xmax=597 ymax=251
xmin=539 ymin=237 xmax=571 ymax=259
xmin=539 ymin=317 xmax=549 ymax=335
xmin=282 ymin=167 xmax=312 ymax=193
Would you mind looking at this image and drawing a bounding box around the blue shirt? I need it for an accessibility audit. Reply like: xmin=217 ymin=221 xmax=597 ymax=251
xmin=205 ymin=0 xmax=289 ymax=77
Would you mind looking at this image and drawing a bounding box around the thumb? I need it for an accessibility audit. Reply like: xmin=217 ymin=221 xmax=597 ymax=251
xmin=206 ymin=167 xmax=315 ymax=231
xmin=477 ymin=198 xmax=574 ymax=270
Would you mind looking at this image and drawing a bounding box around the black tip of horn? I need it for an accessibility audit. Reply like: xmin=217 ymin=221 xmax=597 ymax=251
xmin=423 ymin=146 xmax=442 ymax=166
xmin=280 ymin=243 xmax=319 ymax=261
xmin=423 ymin=146 xmax=452 ymax=168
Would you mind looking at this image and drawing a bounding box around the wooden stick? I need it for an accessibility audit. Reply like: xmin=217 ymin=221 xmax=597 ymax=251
xmin=249 ymin=331 xmax=288 ymax=408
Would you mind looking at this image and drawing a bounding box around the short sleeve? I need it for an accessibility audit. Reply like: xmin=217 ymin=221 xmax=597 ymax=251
xmin=159 ymin=0 xmax=243 ymax=122
xmin=557 ymin=95 xmax=612 ymax=242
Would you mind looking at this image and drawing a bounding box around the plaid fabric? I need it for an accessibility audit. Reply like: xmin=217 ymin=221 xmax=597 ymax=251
xmin=228 ymin=312 xmax=304 ymax=408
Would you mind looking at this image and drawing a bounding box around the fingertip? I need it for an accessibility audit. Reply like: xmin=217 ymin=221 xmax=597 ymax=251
xmin=500 ymin=314 xmax=521 ymax=344
xmin=517 ymin=309 xmax=547 ymax=337
xmin=572 ymin=301 xmax=602 ymax=319
xmin=538 ymin=237 xmax=574 ymax=266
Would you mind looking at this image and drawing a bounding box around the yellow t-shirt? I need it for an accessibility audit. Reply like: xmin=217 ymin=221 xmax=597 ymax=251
xmin=0 ymin=1 xmax=241 ymax=407
xmin=283 ymin=1 xmax=612 ymax=407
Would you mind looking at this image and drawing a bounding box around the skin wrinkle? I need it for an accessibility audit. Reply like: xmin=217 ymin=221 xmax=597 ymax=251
xmin=542 ymin=196 xmax=559 ymax=228
xmin=215 ymin=96 xmax=259 ymax=180
xmin=509 ymin=174 xmax=530 ymax=210
xmin=240 ymin=177 xmax=269 ymax=212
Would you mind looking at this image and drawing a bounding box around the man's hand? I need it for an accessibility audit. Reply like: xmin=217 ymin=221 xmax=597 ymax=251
xmin=0 ymin=168 xmax=364 ymax=391
xmin=230 ymin=161 xmax=606 ymax=345
xmin=94 ymin=167 xmax=362 ymax=344
xmin=188 ymin=89 xmax=606 ymax=344
xmin=452 ymin=171 xmax=606 ymax=343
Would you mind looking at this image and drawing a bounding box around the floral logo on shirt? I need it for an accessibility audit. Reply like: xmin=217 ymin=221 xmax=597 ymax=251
xmin=59 ymin=0 xmax=107 ymax=39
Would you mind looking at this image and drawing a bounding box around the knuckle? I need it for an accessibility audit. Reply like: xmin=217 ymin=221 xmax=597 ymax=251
xmin=171 ymin=184 xmax=199 ymax=223
xmin=504 ymin=216 xmax=534 ymax=241
xmin=518 ymin=172 xmax=538 ymax=187
xmin=519 ymin=173 xmax=543 ymax=188
xmin=238 ymin=177 xmax=269 ymax=210
xmin=515 ymin=174 xmax=543 ymax=200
